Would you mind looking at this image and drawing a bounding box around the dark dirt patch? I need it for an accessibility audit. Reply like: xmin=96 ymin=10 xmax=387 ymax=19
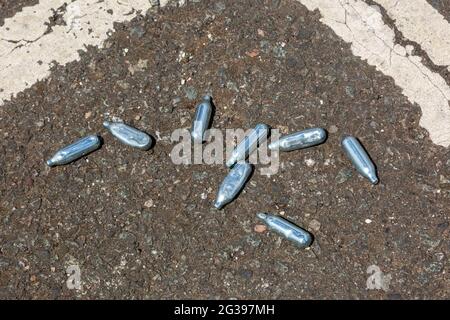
xmin=0 ymin=0 xmax=449 ymax=299
xmin=0 ymin=0 xmax=39 ymax=27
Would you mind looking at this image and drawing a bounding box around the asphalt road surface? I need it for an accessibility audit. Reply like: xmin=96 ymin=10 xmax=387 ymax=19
xmin=0 ymin=0 xmax=449 ymax=299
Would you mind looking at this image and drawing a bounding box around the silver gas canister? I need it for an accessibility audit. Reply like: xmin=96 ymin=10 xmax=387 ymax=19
xmin=46 ymin=135 xmax=101 ymax=167
xmin=268 ymin=127 xmax=327 ymax=152
xmin=103 ymin=121 xmax=153 ymax=150
xmin=214 ymin=163 xmax=253 ymax=209
xmin=341 ymin=135 xmax=379 ymax=185
xmin=257 ymin=212 xmax=313 ymax=248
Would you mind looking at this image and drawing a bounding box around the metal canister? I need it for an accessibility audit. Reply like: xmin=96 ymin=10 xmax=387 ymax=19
xmin=341 ymin=135 xmax=379 ymax=184
xmin=46 ymin=135 xmax=101 ymax=167
xmin=103 ymin=121 xmax=153 ymax=150
xmin=226 ymin=123 xmax=270 ymax=168
xmin=268 ymin=127 xmax=327 ymax=152
xmin=214 ymin=163 xmax=253 ymax=209
xmin=257 ymin=212 xmax=313 ymax=248
xmin=191 ymin=95 xmax=213 ymax=143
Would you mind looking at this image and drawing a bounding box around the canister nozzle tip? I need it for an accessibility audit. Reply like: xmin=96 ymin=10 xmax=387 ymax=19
xmin=46 ymin=159 xmax=55 ymax=167
xmin=256 ymin=212 xmax=267 ymax=220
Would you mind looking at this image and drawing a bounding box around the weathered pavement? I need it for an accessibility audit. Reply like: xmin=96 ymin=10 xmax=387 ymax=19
xmin=0 ymin=0 xmax=449 ymax=299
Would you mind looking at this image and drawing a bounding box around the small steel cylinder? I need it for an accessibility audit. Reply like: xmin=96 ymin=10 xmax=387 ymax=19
xmin=268 ymin=127 xmax=327 ymax=152
xmin=191 ymin=95 xmax=213 ymax=143
xmin=214 ymin=163 xmax=253 ymax=209
xmin=103 ymin=121 xmax=153 ymax=150
xmin=341 ymin=135 xmax=379 ymax=184
xmin=46 ymin=135 xmax=101 ymax=167
xmin=257 ymin=212 xmax=313 ymax=248
xmin=226 ymin=123 xmax=270 ymax=168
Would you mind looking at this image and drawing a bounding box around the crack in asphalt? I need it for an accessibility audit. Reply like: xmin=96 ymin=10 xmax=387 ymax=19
xmin=340 ymin=0 xmax=450 ymax=103
xmin=366 ymin=0 xmax=450 ymax=86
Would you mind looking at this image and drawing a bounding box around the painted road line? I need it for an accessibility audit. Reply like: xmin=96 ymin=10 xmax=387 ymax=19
xmin=374 ymin=0 xmax=450 ymax=72
xmin=296 ymin=0 xmax=450 ymax=147
xmin=0 ymin=0 xmax=169 ymax=106
xmin=2 ymin=0 xmax=450 ymax=147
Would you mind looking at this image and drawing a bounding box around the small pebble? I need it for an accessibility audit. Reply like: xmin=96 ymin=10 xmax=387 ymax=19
xmin=336 ymin=168 xmax=353 ymax=184
xmin=304 ymin=158 xmax=316 ymax=167
xmin=246 ymin=49 xmax=259 ymax=58
xmin=309 ymin=219 xmax=321 ymax=231
xmin=345 ymin=85 xmax=355 ymax=97
xmin=144 ymin=199 xmax=154 ymax=208
xmin=184 ymin=86 xmax=197 ymax=100
xmin=254 ymin=224 xmax=267 ymax=233
xmin=329 ymin=125 xmax=338 ymax=133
